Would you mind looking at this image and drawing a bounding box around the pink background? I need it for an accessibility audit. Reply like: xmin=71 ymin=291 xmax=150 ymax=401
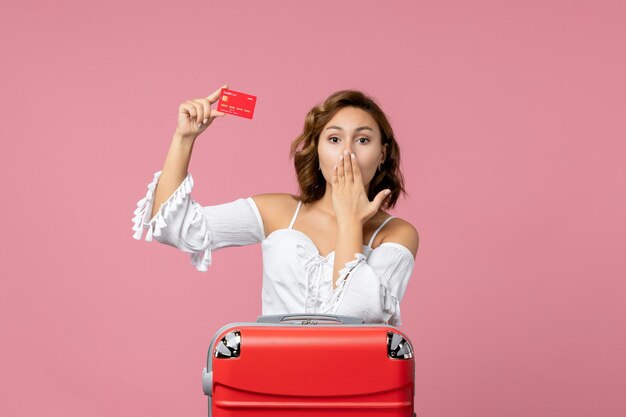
xmin=2 ymin=1 xmax=625 ymax=416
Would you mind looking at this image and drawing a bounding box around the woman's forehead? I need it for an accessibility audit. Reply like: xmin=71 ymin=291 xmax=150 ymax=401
xmin=324 ymin=117 xmax=379 ymax=137
xmin=326 ymin=106 xmax=376 ymax=126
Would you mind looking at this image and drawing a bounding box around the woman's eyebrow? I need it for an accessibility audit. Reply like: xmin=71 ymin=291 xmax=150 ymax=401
xmin=325 ymin=125 xmax=374 ymax=132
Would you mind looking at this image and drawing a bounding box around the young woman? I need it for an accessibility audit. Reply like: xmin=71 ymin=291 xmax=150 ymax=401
xmin=132 ymin=85 xmax=419 ymax=325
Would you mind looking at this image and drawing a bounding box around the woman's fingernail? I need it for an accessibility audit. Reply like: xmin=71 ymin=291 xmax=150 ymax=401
xmin=203 ymin=118 xmax=208 ymax=124
xmin=351 ymin=153 xmax=356 ymax=158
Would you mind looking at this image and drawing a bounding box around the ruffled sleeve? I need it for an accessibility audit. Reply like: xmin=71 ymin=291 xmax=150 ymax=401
xmin=322 ymin=243 xmax=415 ymax=326
xmin=132 ymin=170 xmax=265 ymax=272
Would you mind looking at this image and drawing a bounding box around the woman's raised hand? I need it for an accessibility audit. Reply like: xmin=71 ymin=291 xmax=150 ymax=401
xmin=331 ymin=150 xmax=391 ymax=225
xmin=175 ymin=84 xmax=229 ymax=140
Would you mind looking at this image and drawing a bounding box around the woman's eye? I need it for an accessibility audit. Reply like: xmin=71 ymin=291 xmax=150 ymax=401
xmin=328 ymin=136 xmax=369 ymax=144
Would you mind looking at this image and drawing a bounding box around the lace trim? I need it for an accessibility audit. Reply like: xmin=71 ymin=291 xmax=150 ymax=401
xmin=131 ymin=170 xmax=212 ymax=271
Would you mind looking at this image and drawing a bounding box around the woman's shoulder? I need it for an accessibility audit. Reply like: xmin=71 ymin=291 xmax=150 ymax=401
xmin=378 ymin=213 xmax=420 ymax=259
xmin=249 ymin=193 xmax=299 ymax=238
xmin=250 ymin=193 xmax=299 ymax=214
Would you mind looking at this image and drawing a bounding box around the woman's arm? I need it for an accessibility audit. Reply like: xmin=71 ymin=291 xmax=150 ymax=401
xmin=330 ymin=151 xmax=395 ymax=290
xmin=332 ymin=219 xmax=363 ymax=291
xmin=134 ymin=86 xmax=260 ymax=271
xmin=150 ymin=85 xmax=229 ymax=219
xmin=151 ymin=134 xmax=195 ymax=219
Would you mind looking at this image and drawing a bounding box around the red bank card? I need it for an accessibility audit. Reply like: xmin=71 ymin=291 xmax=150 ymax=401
xmin=217 ymin=88 xmax=257 ymax=119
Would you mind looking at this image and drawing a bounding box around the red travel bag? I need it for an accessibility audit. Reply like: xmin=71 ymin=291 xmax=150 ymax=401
xmin=202 ymin=313 xmax=416 ymax=416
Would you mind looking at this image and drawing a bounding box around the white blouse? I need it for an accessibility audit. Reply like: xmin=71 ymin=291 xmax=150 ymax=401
xmin=132 ymin=170 xmax=415 ymax=326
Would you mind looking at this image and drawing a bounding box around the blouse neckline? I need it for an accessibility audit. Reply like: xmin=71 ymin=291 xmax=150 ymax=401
xmin=264 ymin=228 xmax=373 ymax=260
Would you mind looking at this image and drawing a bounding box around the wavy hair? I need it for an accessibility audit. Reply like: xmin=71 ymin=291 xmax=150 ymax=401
xmin=289 ymin=89 xmax=407 ymax=210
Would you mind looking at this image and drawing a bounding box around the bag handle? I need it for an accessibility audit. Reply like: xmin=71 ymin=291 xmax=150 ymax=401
xmin=256 ymin=313 xmax=365 ymax=324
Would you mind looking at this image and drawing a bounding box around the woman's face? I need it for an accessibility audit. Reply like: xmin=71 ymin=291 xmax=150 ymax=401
xmin=317 ymin=106 xmax=387 ymax=191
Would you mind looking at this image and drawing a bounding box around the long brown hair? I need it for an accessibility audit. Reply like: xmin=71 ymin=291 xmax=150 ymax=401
xmin=289 ymin=89 xmax=407 ymax=210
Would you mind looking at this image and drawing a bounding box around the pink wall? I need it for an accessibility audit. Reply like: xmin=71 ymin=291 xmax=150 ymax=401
xmin=2 ymin=1 xmax=625 ymax=416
